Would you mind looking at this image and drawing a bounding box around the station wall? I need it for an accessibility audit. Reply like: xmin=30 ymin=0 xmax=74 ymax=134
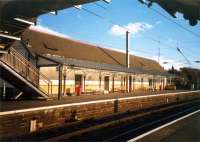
xmin=39 ymin=67 xmax=167 ymax=97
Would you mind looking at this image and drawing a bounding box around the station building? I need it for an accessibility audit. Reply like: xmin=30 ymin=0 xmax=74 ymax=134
xmin=0 ymin=28 xmax=170 ymax=99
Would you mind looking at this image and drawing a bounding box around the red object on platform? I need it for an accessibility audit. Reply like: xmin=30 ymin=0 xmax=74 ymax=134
xmin=75 ymin=85 xmax=81 ymax=96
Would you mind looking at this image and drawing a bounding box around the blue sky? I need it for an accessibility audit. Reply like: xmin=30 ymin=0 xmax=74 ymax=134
xmin=35 ymin=0 xmax=200 ymax=70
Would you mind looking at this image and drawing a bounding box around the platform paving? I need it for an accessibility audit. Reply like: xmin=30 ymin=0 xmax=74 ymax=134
xmin=136 ymin=109 xmax=200 ymax=142
xmin=0 ymin=90 xmax=188 ymax=112
xmin=159 ymin=111 xmax=200 ymax=142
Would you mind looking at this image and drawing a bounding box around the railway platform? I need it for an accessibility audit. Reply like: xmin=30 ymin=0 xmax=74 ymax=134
xmin=0 ymin=90 xmax=187 ymax=112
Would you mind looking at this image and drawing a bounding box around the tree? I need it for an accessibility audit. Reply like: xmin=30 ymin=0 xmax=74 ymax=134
xmin=168 ymin=67 xmax=200 ymax=90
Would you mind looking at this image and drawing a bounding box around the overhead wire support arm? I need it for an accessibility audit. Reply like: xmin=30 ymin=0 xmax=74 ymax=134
xmin=73 ymin=5 xmax=104 ymax=20
xmin=82 ymin=7 xmax=104 ymax=19
xmin=94 ymin=2 xmax=107 ymax=10
xmin=177 ymin=47 xmax=191 ymax=65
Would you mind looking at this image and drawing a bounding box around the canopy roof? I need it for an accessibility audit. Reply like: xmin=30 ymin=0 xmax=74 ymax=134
xmin=0 ymin=0 xmax=99 ymax=51
xmin=0 ymin=0 xmax=98 ymax=35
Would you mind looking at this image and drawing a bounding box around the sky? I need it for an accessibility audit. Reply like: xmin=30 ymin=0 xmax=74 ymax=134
xmin=35 ymin=0 xmax=200 ymax=70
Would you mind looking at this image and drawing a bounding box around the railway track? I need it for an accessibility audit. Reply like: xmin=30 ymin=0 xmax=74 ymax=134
xmin=3 ymin=99 xmax=200 ymax=142
xmin=103 ymin=104 xmax=200 ymax=142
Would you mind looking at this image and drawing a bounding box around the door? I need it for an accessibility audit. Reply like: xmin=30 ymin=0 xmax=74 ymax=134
xmin=104 ymin=76 xmax=109 ymax=91
xmin=129 ymin=76 xmax=132 ymax=92
xmin=75 ymin=75 xmax=82 ymax=95
xmin=149 ymin=79 xmax=153 ymax=90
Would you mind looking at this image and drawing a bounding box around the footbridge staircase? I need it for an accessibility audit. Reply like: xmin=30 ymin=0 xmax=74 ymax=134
xmin=0 ymin=48 xmax=52 ymax=99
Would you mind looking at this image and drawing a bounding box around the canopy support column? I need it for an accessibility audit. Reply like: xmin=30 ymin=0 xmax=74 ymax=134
xmin=112 ymin=74 xmax=115 ymax=93
xmin=99 ymin=73 xmax=102 ymax=91
xmin=58 ymin=64 xmax=63 ymax=100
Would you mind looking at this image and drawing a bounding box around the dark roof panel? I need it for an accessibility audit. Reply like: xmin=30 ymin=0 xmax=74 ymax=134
xmin=22 ymin=28 xmax=166 ymax=75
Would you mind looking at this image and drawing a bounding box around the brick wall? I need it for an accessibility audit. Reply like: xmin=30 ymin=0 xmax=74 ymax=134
xmin=0 ymin=91 xmax=199 ymax=138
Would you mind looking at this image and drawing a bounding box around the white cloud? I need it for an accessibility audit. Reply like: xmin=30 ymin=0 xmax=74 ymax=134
xmin=155 ymin=21 xmax=162 ymax=25
xmin=109 ymin=22 xmax=153 ymax=37
xmin=29 ymin=25 xmax=70 ymax=38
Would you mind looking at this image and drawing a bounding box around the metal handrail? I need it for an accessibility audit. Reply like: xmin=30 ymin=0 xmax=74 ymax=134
xmin=11 ymin=48 xmax=51 ymax=82
xmin=0 ymin=48 xmax=52 ymax=97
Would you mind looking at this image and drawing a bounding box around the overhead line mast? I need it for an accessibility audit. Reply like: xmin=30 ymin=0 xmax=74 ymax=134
xmin=126 ymin=31 xmax=130 ymax=68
